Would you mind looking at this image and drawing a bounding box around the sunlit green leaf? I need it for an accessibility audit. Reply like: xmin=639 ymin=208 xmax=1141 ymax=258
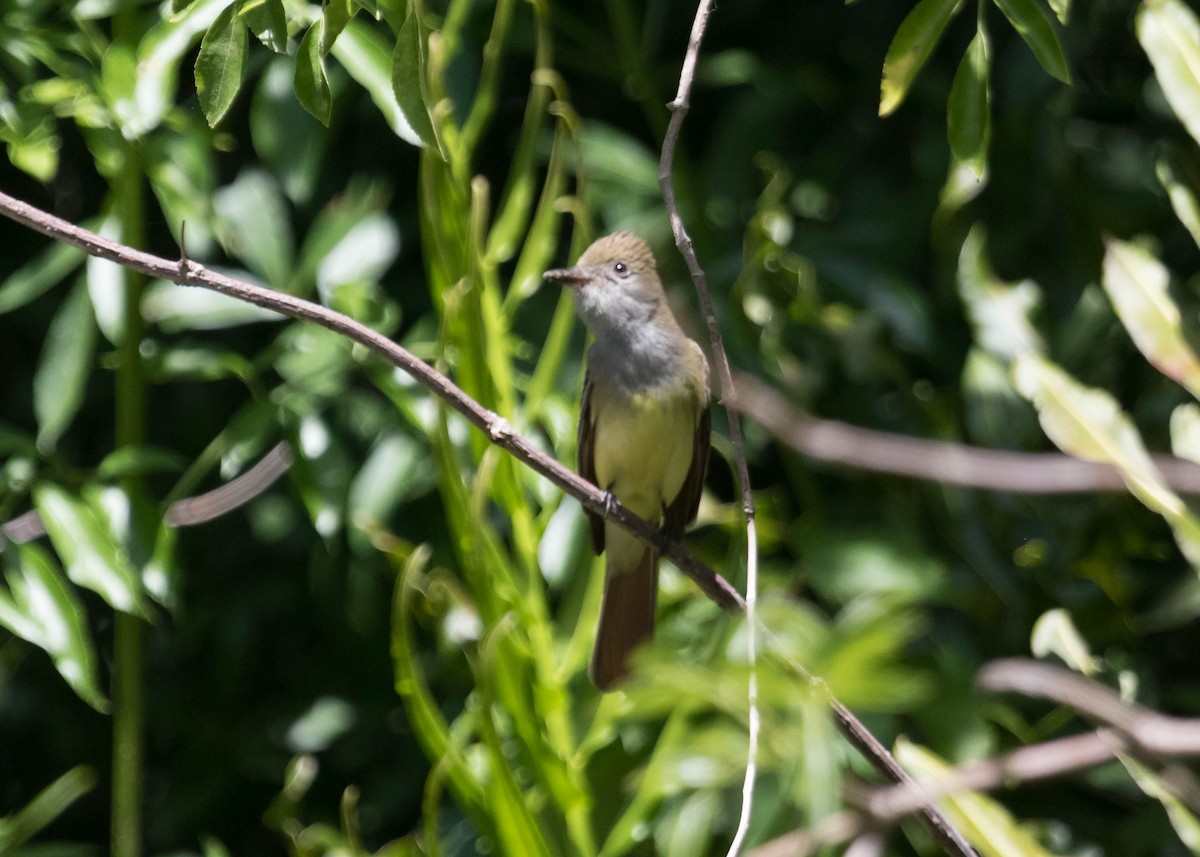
xmin=113 ymin=0 xmax=229 ymax=138
xmin=251 ymin=57 xmax=326 ymax=203
xmin=33 ymin=282 xmax=96 ymax=453
xmin=143 ymin=278 xmax=285 ymax=330
xmin=213 ymin=169 xmax=295 ymax=288
xmin=238 ymin=0 xmax=288 ymax=52
xmin=33 ymin=483 xmax=151 ymax=618
xmin=879 ymin=0 xmax=964 ymax=116
xmin=948 ymin=25 xmax=991 ymax=178
xmin=1014 ymin=353 xmax=1200 ymax=569
xmin=1157 ymin=146 xmax=1200 ymax=250
xmin=386 ymin=11 xmax=438 ymax=148
xmin=0 ymin=542 xmax=108 ymax=711
xmin=1101 ymin=237 xmax=1200 ymax=399
xmin=294 ymin=20 xmax=332 ymax=126
xmin=321 ymin=0 xmax=355 ymax=53
xmin=992 ymin=0 xmax=1071 ymax=83
xmin=1137 ymin=0 xmax=1200 ymax=147
xmin=0 ymin=765 xmax=96 ymax=852
xmin=1171 ymin=402 xmax=1200 ymax=463
xmin=957 ymin=226 xmax=1044 ymax=360
xmin=1123 ymin=756 xmax=1200 ymax=851
xmin=895 ymin=739 xmax=1063 ymax=856
xmin=196 ymin=1 xmax=249 ymax=127
xmin=1030 ymin=609 xmax=1098 ymax=674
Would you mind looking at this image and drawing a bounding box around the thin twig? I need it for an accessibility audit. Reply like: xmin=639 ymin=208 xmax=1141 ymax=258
xmin=0 ymin=441 xmax=295 ymax=547
xmin=980 ymin=659 xmax=1200 ymax=756
xmin=0 ymin=189 xmax=743 ymax=610
xmin=750 ymin=659 xmax=1200 ymax=856
xmin=732 ymin=371 xmax=1200 ymax=495
xmin=657 ymin=2 xmax=761 ymax=855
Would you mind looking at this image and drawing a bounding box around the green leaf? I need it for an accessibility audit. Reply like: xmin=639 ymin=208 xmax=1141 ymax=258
xmin=1013 ymin=353 xmax=1200 ymax=570
xmin=1030 ymin=609 xmax=1098 ymax=674
xmin=143 ymin=278 xmax=285 ymax=330
xmin=33 ymin=282 xmax=96 ymax=453
xmin=1101 ymin=237 xmax=1200 ymax=399
xmin=196 ymin=1 xmax=249 ymax=127
xmin=0 ymin=765 xmax=97 ymax=852
xmin=239 ymin=0 xmax=288 ymax=52
xmin=895 ymin=739 xmax=1062 ymax=856
xmin=321 ymin=0 xmax=355 ymax=53
xmin=391 ymin=546 xmax=489 ymax=818
xmin=322 ymin=18 xmax=434 ymax=149
xmin=1157 ymin=146 xmax=1200 ymax=250
xmin=294 ymin=20 xmax=332 ymax=126
xmin=1137 ymin=0 xmax=1200 ymax=148
xmin=0 ymin=239 xmax=85 ymax=316
xmin=386 ymin=11 xmax=438 ymax=148
xmin=879 ymin=0 xmax=964 ymax=116
xmin=0 ymin=542 xmax=108 ymax=712
xmin=1122 ymin=756 xmax=1200 ymax=851
xmin=113 ymin=0 xmax=230 ymax=138
xmin=213 ymin=169 xmax=295 ymax=289
xmin=33 ymin=483 xmax=151 ymax=618
xmin=947 ymin=25 xmax=991 ymax=178
xmin=992 ymin=0 xmax=1071 ymax=83
xmin=957 ymin=226 xmax=1044 ymax=360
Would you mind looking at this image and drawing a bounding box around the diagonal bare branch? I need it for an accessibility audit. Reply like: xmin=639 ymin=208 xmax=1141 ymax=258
xmin=0 ymin=188 xmax=743 ymax=611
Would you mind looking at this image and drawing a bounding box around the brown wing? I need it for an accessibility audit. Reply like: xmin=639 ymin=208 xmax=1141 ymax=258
xmin=663 ymin=402 xmax=710 ymax=540
xmin=578 ymin=369 xmax=605 ymax=554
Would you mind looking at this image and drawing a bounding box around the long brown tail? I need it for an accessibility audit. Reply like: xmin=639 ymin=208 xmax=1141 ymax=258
xmin=590 ymin=546 xmax=658 ymax=691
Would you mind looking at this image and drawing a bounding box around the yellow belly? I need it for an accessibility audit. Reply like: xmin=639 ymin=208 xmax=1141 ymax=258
xmin=591 ymin=386 xmax=697 ymax=522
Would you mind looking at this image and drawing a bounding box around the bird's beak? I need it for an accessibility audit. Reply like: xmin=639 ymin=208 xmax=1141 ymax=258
xmin=544 ymin=266 xmax=590 ymax=287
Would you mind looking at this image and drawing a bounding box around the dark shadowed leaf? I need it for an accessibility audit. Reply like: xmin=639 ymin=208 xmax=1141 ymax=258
xmin=992 ymin=0 xmax=1071 ymax=83
xmin=33 ymin=282 xmax=96 ymax=453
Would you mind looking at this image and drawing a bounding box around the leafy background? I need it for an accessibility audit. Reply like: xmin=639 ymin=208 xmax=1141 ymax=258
xmin=3 ymin=0 xmax=1200 ymax=855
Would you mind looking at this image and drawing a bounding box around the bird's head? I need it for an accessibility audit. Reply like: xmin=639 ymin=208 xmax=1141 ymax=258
xmin=545 ymin=232 xmax=666 ymax=336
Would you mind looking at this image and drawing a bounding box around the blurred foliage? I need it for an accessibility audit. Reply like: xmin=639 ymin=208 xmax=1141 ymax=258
xmin=3 ymin=0 xmax=1200 ymax=855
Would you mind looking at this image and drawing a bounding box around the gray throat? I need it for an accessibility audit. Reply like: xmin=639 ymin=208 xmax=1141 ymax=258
xmin=588 ymin=319 xmax=689 ymax=393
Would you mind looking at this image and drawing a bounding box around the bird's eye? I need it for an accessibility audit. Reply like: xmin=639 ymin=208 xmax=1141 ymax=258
xmin=614 ymin=262 xmax=628 ymax=275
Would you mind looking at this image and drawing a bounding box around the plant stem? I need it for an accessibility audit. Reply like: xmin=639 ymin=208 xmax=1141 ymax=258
xmin=111 ymin=137 xmax=146 ymax=857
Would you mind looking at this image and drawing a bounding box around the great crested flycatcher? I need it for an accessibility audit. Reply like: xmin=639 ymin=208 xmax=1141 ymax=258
xmin=545 ymin=232 xmax=711 ymax=690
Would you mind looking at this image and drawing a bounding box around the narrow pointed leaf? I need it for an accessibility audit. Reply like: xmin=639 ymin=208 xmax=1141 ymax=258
xmin=957 ymin=226 xmax=1044 ymax=359
xmin=1157 ymin=147 xmax=1200 ymax=250
xmin=294 ymin=21 xmax=332 ymax=125
xmin=239 ymin=0 xmax=288 ymax=52
xmin=993 ymin=0 xmax=1071 ymax=83
xmin=880 ymin=0 xmax=964 ymax=116
xmin=948 ymin=26 xmax=991 ymax=177
xmin=33 ymin=282 xmax=96 ymax=452
xmin=1102 ymin=237 xmax=1200 ymax=399
xmin=1137 ymin=0 xmax=1200 ymax=147
xmin=333 ymin=19 xmax=430 ymax=147
xmin=388 ymin=11 xmax=438 ymax=148
xmin=895 ymin=739 xmax=1062 ymax=856
xmin=1014 ymin=354 xmax=1200 ymax=569
xmin=196 ymin=1 xmax=249 ymax=126
xmin=0 ymin=542 xmax=108 ymax=711
xmin=0 ymin=241 xmax=85 ymax=315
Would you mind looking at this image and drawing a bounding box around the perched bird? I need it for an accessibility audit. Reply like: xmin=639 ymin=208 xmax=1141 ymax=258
xmin=545 ymin=232 xmax=710 ymax=690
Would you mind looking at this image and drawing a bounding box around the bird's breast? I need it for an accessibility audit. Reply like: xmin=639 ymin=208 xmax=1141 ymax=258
xmin=590 ymin=383 xmax=698 ymax=522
